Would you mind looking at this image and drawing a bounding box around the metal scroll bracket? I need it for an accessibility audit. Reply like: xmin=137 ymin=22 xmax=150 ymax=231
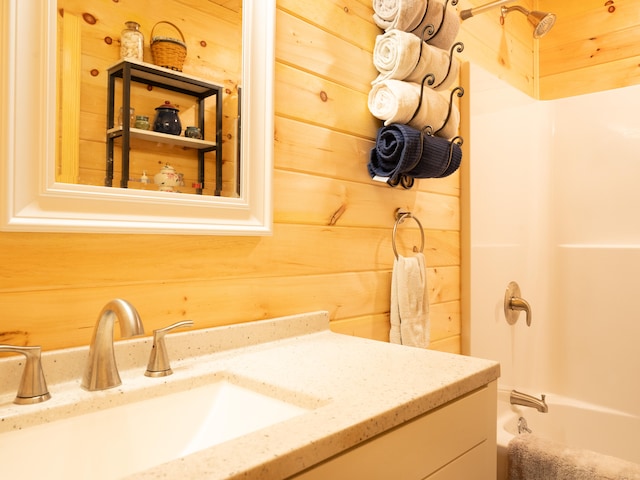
xmin=412 ymin=0 xmax=460 ymax=42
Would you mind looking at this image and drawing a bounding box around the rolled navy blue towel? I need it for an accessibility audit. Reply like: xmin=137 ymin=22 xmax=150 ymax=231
xmin=368 ymin=123 xmax=462 ymax=185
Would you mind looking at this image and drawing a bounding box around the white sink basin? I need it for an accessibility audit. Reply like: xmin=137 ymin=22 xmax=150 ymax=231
xmin=0 ymin=373 xmax=311 ymax=479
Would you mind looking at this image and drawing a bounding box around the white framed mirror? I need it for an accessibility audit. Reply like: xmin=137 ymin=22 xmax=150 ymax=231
xmin=0 ymin=0 xmax=273 ymax=235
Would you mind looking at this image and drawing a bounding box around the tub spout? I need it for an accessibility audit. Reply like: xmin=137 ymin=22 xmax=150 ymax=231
xmin=510 ymin=390 xmax=548 ymax=413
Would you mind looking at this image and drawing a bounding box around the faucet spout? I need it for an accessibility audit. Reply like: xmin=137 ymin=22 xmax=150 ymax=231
xmin=81 ymin=299 xmax=145 ymax=391
xmin=510 ymin=389 xmax=548 ymax=413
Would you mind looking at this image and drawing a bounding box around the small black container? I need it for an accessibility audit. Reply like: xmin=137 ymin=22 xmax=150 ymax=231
xmin=153 ymin=101 xmax=182 ymax=135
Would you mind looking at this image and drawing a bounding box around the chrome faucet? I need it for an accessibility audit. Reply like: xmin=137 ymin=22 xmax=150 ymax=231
xmin=0 ymin=345 xmax=51 ymax=404
xmin=510 ymin=390 xmax=548 ymax=413
xmin=81 ymin=299 xmax=145 ymax=391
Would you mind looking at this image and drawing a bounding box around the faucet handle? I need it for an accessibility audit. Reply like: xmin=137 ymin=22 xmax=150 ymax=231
xmin=144 ymin=320 xmax=194 ymax=377
xmin=504 ymin=281 xmax=532 ymax=326
xmin=0 ymin=345 xmax=51 ymax=404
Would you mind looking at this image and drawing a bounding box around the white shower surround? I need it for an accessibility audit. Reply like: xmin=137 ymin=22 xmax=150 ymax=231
xmin=468 ymin=63 xmax=640 ymax=419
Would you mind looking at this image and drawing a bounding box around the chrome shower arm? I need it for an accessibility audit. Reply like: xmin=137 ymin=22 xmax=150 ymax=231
xmin=501 ymin=5 xmax=528 ymax=16
xmin=459 ymin=0 xmax=517 ymax=20
xmin=461 ymin=1 xmax=556 ymax=38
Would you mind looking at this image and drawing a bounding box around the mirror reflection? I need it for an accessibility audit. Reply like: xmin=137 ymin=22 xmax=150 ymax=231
xmin=56 ymin=0 xmax=242 ymax=197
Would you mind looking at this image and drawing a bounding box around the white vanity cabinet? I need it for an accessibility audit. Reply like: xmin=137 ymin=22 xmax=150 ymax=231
xmin=292 ymin=381 xmax=497 ymax=480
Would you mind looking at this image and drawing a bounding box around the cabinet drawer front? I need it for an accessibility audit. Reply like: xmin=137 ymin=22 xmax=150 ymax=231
xmin=292 ymin=381 xmax=497 ymax=480
xmin=424 ymin=437 xmax=495 ymax=480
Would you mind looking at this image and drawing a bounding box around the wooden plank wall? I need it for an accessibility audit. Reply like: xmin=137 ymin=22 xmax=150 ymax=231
xmin=457 ymin=0 xmax=640 ymax=100
xmin=10 ymin=0 xmax=634 ymax=357
xmin=538 ymin=0 xmax=640 ymax=99
xmin=457 ymin=0 xmax=535 ymax=97
xmin=0 ymin=0 xmax=470 ymax=354
xmin=8 ymin=0 xmax=632 ymax=356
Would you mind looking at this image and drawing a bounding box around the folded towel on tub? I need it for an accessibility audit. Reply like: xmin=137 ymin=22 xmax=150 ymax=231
xmin=372 ymin=29 xmax=459 ymax=90
xmin=373 ymin=0 xmax=460 ymax=51
xmin=368 ymin=79 xmax=460 ymax=139
xmin=508 ymin=433 xmax=640 ymax=480
xmin=390 ymin=253 xmax=430 ymax=348
xmin=368 ymin=123 xmax=462 ymax=184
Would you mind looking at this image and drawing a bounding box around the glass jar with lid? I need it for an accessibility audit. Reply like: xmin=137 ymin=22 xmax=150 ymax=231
xmin=120 ymin=21 xmax=144 ymax=62
xmin=134 ymin=115 xmax=150 ymax=130
xmin=117 ymin=106 xmax=135 ymax=127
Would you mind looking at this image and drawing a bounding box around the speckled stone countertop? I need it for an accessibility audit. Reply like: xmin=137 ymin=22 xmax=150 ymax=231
xmin=0 ymin=311 xmax=499 ymax=479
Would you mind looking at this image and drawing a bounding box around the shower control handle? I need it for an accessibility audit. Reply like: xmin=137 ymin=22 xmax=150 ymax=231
xmin=504 ymin=281 xmax=532 ymax=326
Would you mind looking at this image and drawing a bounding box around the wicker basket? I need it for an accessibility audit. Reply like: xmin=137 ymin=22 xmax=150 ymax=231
xmin=150 ymin=21 xmax=187 ymax=71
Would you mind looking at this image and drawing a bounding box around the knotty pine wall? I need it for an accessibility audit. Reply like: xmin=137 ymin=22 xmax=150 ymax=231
xmin=11 ymin=0 xmax=629 ymax=356
xmin=458 ymin=0 xmax=640 ymax=100
xmin=538 ymin=0 xmax=640 ymax=100
xmin=0 ymin=0 xmax=466 ymax=354
xmin=457 ymin=0 xmax=536 ymax=97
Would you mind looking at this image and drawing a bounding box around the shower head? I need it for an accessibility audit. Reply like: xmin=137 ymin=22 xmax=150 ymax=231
xmin=501 ymin=5 xmax=556 ymax=38
xmin=459 ymin=1 xmax=556 ymax=39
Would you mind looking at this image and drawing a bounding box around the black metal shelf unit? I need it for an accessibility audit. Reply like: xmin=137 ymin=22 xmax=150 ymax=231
xmin=105 ymin=60 xmax=223 ymax=195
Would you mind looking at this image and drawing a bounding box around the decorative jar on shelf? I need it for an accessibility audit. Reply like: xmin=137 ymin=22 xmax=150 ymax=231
xmin=153 ymin=101 xmax=182 ymax=135
xmin=120 ymin=21 xmax=144 ymax=62
xmin=184 ymin=126 xmax=202 ymax=139
xmin=153 ymin=164 xmax=180 ymax=192
xmin=118 ymin=106 xmax=135 ymax=127
xmin=134 ymin=115 xmax=150 ymax=130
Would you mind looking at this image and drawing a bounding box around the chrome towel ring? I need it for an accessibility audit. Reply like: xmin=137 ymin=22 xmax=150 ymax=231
xmin=392 ymin=209 xmax=425 ymax=259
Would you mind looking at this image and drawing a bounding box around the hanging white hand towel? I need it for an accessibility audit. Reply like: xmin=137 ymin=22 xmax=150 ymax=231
xmin=389 ymin=256 xmax=402 ymax=344
xmin=389 ymin=253 xmax=430 ymax=348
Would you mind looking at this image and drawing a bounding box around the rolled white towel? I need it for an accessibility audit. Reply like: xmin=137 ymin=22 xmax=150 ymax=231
xmin=410 ymin=1 xmax=461 ymax=51
xmin=373 ymin=0 xmax=428 ymax=32
xmin=368 ymin=79 xmax=460 ymax=139
xmin=372 ymin=29 xmax=459 ymax=91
